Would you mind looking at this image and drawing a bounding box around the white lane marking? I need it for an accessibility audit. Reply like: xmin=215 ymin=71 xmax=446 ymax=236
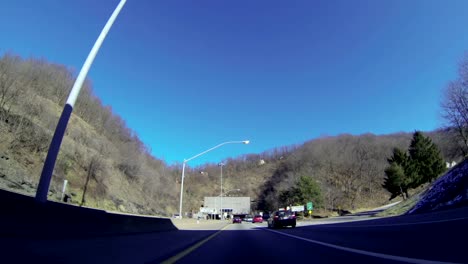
xmin=263 ymin=228 xmax=462 ymax=264
xmin=304 ymin=216 xmax=468 ymax=228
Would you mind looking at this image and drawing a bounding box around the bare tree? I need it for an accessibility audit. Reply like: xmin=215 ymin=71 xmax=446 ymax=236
xmin=81 ymin=155 xmax=104 ymax=206
xmin=0 ymin=53 xmax=22 ymax=120
xmin=441 ymin=54 xmax=468 ymax=155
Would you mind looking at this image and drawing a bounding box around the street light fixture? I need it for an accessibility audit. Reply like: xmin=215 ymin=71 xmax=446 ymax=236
xmin=35 ymin=0 xmax=127 ymax=203
xmin=178 ymin=140 xmax=249 ymax=219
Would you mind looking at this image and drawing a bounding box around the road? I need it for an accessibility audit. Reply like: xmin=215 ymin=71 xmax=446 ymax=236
xmin=164 ymin=207 xmax=468 ymax=264
xmin=2 ymin=207 xmax=467 ymax=263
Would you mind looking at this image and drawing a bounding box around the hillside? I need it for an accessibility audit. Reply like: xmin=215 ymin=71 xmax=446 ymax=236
xmin=0 ymin=53 xmax=180 ymax=215
xmin=0 ymin=52 xmax=465 ymax=216
xmin=188 ymin=131 xmax=463 ymax=213
xmin=408 ymin=158 xmax=468 ymax=214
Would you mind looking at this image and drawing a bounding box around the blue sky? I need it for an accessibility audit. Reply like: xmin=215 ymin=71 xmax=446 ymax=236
xmin=1 ymin=0 xmax=468 ymax=166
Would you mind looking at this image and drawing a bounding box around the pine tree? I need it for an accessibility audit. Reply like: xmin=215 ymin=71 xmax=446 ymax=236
xmin=297 ymin=176 xmax=323 ymax=208
xmin=279 ymin=176 xmax=322 ymax=208
xmin=384 ymin=132 xmax=447 ymax=200
xmin=383 ymin=148 xmax=411 ymax=199
xmin=408 ymin=131 xmax=446 ymax=186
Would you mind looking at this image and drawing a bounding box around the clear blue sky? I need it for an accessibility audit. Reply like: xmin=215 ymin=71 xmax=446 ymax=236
xmin=1 ymin=0 xmax=468 ymax=166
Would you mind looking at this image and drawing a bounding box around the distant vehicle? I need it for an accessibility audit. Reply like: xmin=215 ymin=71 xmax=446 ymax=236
xmin=232 ymin=216 xmax=242 ymax=223
xmin=172 ymin=214 xmax=181 ymax=219
xmin=262 ymin=213 xmax=270 ymax=221
xmin=267 ymin=210 xmax=296 ymax=228
xmin=243 ymin=215 xmax=253 ymax=222
xmin=173 ymin=214 xmax=181 ymax=219
xmin=252 ymin=215 xmax=263 ymax=223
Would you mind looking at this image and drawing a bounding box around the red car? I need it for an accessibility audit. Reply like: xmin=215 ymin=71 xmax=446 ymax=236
xmin=252 ymin=215 xmax=263 ymax=223
xmin=232 ymin=216 xmax=242 ymax=223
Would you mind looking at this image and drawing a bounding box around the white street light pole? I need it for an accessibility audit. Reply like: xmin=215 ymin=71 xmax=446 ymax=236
xmin=219 ymin=188 xmax=240 ymax=197
xmin=219 ymin=162 xmax=224 ymax=220
xmin=35 ymin=0 xmax=127 ymax=203
xmin=178 ymin=140 xmax=249 ymax=219
xmin=216 ymin=188 xmax=240 ymax=219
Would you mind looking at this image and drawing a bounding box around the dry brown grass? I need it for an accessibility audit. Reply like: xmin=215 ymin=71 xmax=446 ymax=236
xmin=376 ymin=183 xmax=430 ymax=217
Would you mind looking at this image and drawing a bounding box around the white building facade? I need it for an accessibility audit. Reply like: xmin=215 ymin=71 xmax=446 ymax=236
xmin=201 ymin=196 xmax=251 ymax=217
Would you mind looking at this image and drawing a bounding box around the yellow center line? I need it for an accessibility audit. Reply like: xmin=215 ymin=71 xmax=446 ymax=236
xmin=161 ymin=224 xmax=231 ymax=264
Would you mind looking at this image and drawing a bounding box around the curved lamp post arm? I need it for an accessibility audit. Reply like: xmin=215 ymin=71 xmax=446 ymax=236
xmin=178 ymin=140 xmax=249 ymax=219
xmin=184 ymin=140 xmax=249 ymax=163
xmin=35 ymin=0 xmax=127 ymax=203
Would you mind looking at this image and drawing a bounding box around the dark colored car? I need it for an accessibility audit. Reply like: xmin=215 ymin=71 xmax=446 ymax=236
xmin=267 ymin=210 xmax=296 ymax=228
xmin=252 ymin=215 xmax=263 ymax=223
xmin=232 ymin=216 xmax=242 ymax=223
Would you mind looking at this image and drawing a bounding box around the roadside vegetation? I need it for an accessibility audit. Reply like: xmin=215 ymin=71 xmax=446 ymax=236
xmin=383 ymin=132 xmax=446 ymax=200
xmin=0 ymin=51 xmax=467 ymax=216
xmin=376 ymin=184 xmax=428 ymax=217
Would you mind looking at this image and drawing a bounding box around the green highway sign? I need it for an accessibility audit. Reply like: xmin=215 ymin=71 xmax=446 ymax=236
xmin=307 ymin=202 xmax=313 ymax=210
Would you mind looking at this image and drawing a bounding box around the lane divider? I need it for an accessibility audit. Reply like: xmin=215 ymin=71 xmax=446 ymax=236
xmin=161 ymin=224 xmax=230 ymax=264
xmin=264 ymin=228 xmax=462 ymax=264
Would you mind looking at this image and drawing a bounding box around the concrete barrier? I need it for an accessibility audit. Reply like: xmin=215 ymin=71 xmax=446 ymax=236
xmin=0 ymin=189 xmax=177 ymax=238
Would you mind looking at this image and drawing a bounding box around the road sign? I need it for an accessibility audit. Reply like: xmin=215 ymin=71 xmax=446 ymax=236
xmin=307 ymin=202 xmax=313 ymax=210
xmin=291 ymin=205 xmax=304 ymax=212
xmin=200 ymin=207 xmax=215 ymax=213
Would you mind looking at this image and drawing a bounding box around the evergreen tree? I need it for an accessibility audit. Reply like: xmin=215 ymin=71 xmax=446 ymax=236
xmin=383 ymin=132 xmax=447 ymax=200
xmin=297 ymin=176 xmax=323 ymax=208
xmin=383 ymin=148 xmax=411 ymax=199
xmin=279 ymin=176 xmax=323 ymax=208
xmin=408 ymin=131 xmax=446 ymax=186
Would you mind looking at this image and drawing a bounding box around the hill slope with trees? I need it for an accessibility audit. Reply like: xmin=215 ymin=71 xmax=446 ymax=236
xmin=0 ymin=51 xmax=466 ymax=216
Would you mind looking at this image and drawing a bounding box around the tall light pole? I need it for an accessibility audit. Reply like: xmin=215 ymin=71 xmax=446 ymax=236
xmin=35 ymin=0 xmax=127 ymax=203
xmin=178 ymin=140 xmax=249 ymax=219
xmin=218 ymin=162 xmax=224 ymax=220
xmin=216 ymin=188 xmax=240 ymax=219
xmin=219 ymin=188 xmax=240 ymax=197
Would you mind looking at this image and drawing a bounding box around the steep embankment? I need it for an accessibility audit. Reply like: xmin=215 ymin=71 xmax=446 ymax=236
xmin=408 ymin=159 xmax=468 ymax=214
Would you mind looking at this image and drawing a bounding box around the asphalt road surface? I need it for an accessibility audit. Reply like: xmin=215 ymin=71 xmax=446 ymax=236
xmin=2 ymin=207 xmax=467 ymax=263
xmin=165 ymin=207 xmax=468 ymax=264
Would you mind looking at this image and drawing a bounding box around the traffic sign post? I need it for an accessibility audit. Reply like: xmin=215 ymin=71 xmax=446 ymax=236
xmin=307 ymin=202 xmax=313 ymax=218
